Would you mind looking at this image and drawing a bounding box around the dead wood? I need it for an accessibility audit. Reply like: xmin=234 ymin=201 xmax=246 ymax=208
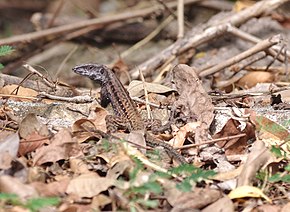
xmin=131 ymin=0 xmax=290 ymax=79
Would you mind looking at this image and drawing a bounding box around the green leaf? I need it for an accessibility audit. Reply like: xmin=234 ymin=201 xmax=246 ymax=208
xmin=285 ymin=164 xmax=290 ymax=172
xmin=136 ymin=199 xmax=159 ymax=208
xmin=0 ymin=63 xmax=4 ymax=70
xmin=131 ymin=181 xmax=162 ymax=195
xmin=176 ymin=179 xmax=192 ymax=192
xmin=281 ymin=174 xmax=290 ymax=183
xmin=270 ymin=146 xmax=283 ymax=157
xmin=268 ymin=173 xmax=282 ymax=182
xmin=25 ymin=197 xmax=60 ymax=212
xmin=0 ymin=193 xmax=22 ymax=205
xmin=0 ymin=45 xmax=14 ymax=57
xmin=169 ymin=164 xmax=197 ymax=175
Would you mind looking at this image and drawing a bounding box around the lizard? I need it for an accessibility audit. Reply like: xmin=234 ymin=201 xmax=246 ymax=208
xmin=72 ymin=63 xmax=187 ymax=164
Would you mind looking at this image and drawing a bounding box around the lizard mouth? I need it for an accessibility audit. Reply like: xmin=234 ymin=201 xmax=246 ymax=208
xmin=72 ymin=65 xmax=88 ymax=76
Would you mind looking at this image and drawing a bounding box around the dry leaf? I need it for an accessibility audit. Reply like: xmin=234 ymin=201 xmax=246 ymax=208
xmin=237 ymin=71 xmax=274 ymax=89
xmin=33 ymin=129 xmax=81 ymax=165
xmin=0 ymin=132 xmax=20 ymax=169
xmin=238 ymin=140 xmax=275 ymax=186
xmin=214 ymin=119 xmax=255 ymax=155
xmin=0 ymin=84 xmax=38 ymax=97
xmin=31 ymin=178 xmax=70 ymax=197
xmin=128 ymin=80 xmax=175 ymax=97
xmin=18 ymin=113 xmax=50 ymax=155
xmin=0 ymin=175 xmax=38 ymax=200
xmin=66 ymin=173 xmax=115 ymax=198
xmin=172 ymin=64 xmax=214 ymax=143
xmin=166 ymin=186 xmax=221 ymax=210
xmin=228 ymin=185 xmax=272 ymax=203
xmin=69 ymin=158 xmax=90 ymax=174
xmin=91 ymin=194 xmax=112 ymax=210
xmin=202 ymin=196 xmax=234 ymax=212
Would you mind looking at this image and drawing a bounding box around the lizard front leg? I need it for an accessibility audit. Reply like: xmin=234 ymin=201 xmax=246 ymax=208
xmin=105 ymin=115 xmax=131 ymax=133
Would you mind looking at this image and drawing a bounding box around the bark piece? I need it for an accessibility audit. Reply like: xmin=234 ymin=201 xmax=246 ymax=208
xmin=172 ymin=64 xmax=214 ymax=143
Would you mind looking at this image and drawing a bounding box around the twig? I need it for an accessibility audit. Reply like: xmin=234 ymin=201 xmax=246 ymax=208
xmin=177 ymin=0 xmax=184 ymax=38
xmin=46 ymin=0 xmax=64 ymax=29
xmin=55 ymin=45 xmax=78 ymax=77
xmin=199 ymin=34 xmax=282 ymax=77
xmin=131 ymin=0 xmax=289 ymax=79
xmin=0 ymin=0 xmax=200 ymax=46
xmin=23 ymin=64 xmax=56 ymax=88
xmin=138 ymin=69 xmax=152 ymax=119
xmin=177 ymin=133 xmax=246 ymax=149
xmin=131 ymin=96 xmax=168 ymax=109
xmin=38 ymin=92 xmax=94 ymax=103
xmin=120 ymin=15 xmax=174 ymax=59
xmin=227 ymin=25 xmax=289 ymax=62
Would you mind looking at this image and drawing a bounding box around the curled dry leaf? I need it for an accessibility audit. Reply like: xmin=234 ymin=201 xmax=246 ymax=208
xmin=0 ymin=84 xmax=38 ymax=97
xmin=69 ymin=158 xmax=90 ymax=174
xmin=165 ymin=184 xmax=221 ymax=210
xmin=228 ymin=185 xmax=272 ymax=203
xmin=214 ymin=118 xmax=255 ymax=155
xmin=172 ymin=64 xmax=214 ymax=143
xmin=91 ymin=194 xmax=112 ymax=210
xmin=18 ymin=113 xmax=50 ymax=155
xmin=31 ymin=178 xmax=70 ymax=197
xmin=33 ymin=128 xmax=81 ymax=165
xmin=169 ymin=122 xmax=200 ymax=148
xmin=66 ymin=172 xmax=115 ymax=198
xmin=237 ymin=71 xmax=275 ymax=89
xmin=0 ymin=175 xmax=38 ymax=200
xmin=72 ymin=106 xmax=108 ymax=143
xmin=238 ymin=140 xmax=275 ymax=186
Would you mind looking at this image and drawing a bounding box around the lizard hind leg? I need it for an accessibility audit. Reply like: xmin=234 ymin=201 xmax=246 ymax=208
xmin=105 ymin=115 xmax=131 ymax=133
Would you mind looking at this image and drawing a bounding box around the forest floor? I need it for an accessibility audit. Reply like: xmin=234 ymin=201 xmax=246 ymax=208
xmin=0 ymin=0 xmax=290 ymax=211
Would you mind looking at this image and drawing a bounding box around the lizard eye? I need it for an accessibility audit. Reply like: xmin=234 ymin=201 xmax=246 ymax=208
xmin=100 ymin=68 xmax=104 ymax=74
xmin=88 ymin=65 xmax=94 ymax=70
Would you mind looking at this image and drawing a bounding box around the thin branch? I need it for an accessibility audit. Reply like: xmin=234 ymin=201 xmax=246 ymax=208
xmin=177 ymin=0 xmax=185 ymax=38
xmin=199 ymin=34 xmax=282 ymax=77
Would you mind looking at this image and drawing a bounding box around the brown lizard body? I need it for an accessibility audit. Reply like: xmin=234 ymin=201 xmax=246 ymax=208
xmin=73 ymin=63 xmax=187 ymax=164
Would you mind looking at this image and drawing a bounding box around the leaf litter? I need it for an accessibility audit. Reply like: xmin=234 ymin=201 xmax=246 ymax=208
xmin=0 ymin=0 xmax=290 ymax=211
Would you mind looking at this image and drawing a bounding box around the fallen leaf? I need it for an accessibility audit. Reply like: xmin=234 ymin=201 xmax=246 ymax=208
xmin=0 ymin=132 xmax=20 ymax=169
xmin=238 ymin=140 xmax=275 ymax=186
xmin=18 ymin=113 xmax=50 ymax=155
xmin=128 ymin=80 xmax=175 ymax=97
xmin=254 ymin=115 xmax=290 ymax=142
xmin=214 ymin=119 xmax=255 ymax=155
xmin=31 ymin=178 xmax=70 ymax=197
xmin=0 ymin=175 xmax=38 ymax=200
xmin=237 ymin=71 xmax=274 ymax=89
xmin=170 ymin=122 xmax=200 ymax=148
xmin=172 ymin=64 xmax=214 ymax=143
xmin=66 ymin=173 xmax=115 ymax=198
xmin=228 ymin=185 xmax=272 ymax=203
xmin=0 ymin=84 xmax=38 ymax=97
xmin=91 ymin=194 xmax=112 ymax=210
xmin=33 ymin=129 xmax=81 ymax=165
xmin=202 ymin=196 xmax=234 ymax=212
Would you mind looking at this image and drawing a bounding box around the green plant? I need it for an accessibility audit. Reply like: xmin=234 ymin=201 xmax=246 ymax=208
xmin=169 ymin=164 xmax=216 ymax=192
xmin=118 ymin=159 xmax=216 ymax=211
xmin=0 ymin=45 xmax=14 ymax=69
xmin=0 ymin=193 xmax=60 ymax=212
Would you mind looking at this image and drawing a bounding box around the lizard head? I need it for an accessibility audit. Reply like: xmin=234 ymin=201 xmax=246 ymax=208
xmin=72 ymin=63 xmax=109 ymax=84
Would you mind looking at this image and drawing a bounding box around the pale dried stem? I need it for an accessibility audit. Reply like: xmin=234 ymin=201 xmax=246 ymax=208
xmin=177 ymin=0 xmax=184 ymax=38
xmin=132 ymin=0 xmax=289 ymax=79
xmin=199 ymin=34 xmax=282 ymax=77
xmin=0 ymin=0 xmax=200 ymax=46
